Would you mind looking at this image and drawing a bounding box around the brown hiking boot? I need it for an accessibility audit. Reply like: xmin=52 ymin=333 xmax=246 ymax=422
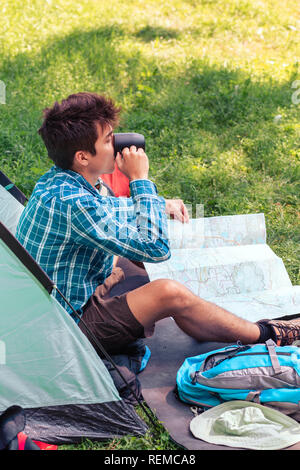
xmin=258 ymin=318 xmax=300 ymax=346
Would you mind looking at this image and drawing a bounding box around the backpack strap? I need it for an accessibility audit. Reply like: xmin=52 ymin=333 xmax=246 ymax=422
xmin=246 ymin=390 xmax=261 ymax=403
xmin=266 ymin=339 xmax=282 ymax=375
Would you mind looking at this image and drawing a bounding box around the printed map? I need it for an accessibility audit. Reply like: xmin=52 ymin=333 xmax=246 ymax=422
xmin=145 ymin=214 xmax=300 ymax=322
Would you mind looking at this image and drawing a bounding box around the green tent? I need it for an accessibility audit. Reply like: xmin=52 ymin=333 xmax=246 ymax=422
xmin=0 ymin=171 xmax=147 ymax=444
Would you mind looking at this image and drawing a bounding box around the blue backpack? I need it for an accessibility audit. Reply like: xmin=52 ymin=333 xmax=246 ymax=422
xmin=176 ymin=339 xmax=300 ymax=419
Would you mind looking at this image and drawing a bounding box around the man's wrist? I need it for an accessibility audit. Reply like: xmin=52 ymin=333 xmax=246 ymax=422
xmin=130 ymin=178 xmax=158 ymax=197
xmin=129 ymin=176 xmax=149 ymax=182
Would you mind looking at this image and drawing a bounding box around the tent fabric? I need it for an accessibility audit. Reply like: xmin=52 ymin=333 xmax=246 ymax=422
xmin=0 ymin=184 xmax=24 ymax=235
xmin=0 ymin=236 xmax=121 ymax=409
xmin=0 ymin=221 xmax=54 ymax=294
xmin=0 ymin=171 xmax=27 ymax=206
xmin=23 ymin=402 xmax=145 ymax=445
xmin=0 ymin=232 xmax=148 ymax=443
xmin=0 ymin=174 xmax=148 ymax=443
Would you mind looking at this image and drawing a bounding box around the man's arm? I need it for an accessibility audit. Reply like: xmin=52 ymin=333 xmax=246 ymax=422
xmin=70 ymin=178 xmax=170 ymax=263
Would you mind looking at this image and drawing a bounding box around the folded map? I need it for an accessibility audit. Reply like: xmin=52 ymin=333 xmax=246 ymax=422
xmin=144 ymin=213 xmax=300 ymax=322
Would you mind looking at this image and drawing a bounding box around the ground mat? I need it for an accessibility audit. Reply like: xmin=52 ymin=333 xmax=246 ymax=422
xmin=112 ymin=257 xmax=300 ymax=451
xmin=140 ymin=318 xmax=300 ymax=451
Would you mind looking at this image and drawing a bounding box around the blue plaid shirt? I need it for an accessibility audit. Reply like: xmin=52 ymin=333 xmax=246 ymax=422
xmin=16 ymin=165 xmax=170 ymax=319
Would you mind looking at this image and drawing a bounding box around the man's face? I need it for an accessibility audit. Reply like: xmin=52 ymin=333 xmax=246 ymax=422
xmin=89 ymin=122 xmax=115 ymax=175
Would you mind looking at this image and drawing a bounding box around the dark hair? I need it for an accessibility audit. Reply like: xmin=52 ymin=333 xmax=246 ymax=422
xmin=38 ymin=92 xmax=121 ymax=169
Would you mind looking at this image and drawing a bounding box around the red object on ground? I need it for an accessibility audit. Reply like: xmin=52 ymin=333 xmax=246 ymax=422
xmin=100 ymin=163 xmax=130 ymax=197
xmin=32 ymin=440 xmax=58 ymax=450
xmin=17 ymin=431 xmax=58 ymax=450
xmin=16 ymin=432 xmax=28 ymax=450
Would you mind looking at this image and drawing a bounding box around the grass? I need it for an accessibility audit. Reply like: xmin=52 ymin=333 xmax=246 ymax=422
xmin=59 ymin=406 xmax=180 ymax=451
xmin=0 ymin=0 xmax=299 ymax=450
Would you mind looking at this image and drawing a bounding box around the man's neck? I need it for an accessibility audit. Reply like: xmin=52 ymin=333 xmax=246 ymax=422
xmin=71 ymin=168 xmax=99 ymax=187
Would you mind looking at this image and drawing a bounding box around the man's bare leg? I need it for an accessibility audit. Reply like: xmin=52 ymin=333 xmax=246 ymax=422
xmin=126 ymin=279 xmax=260 ymax=344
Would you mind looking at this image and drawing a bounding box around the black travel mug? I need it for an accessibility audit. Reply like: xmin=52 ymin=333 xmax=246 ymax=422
xmin=113 ymin=133 xmax=145 ymax=158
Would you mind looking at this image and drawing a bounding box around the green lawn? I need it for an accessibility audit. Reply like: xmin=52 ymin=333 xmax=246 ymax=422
xmin=0 ymin=0 xmax=299 ymax=450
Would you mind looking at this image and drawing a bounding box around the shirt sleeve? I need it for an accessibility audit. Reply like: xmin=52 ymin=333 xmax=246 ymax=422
xmin=70 ymin=179 xmax=171 ymax=263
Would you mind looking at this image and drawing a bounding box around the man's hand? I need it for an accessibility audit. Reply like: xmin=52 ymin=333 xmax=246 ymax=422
xmin=116 ymin=148 xmax=189 ymax=223
xmin=116 ymin=146 xmax=149 ymax=182
xmin=165 ymin=199 xmax=189 ymax=223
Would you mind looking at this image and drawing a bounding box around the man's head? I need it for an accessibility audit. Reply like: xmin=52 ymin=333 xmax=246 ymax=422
xmin=38 ymin=92 xmax=121 ymax=175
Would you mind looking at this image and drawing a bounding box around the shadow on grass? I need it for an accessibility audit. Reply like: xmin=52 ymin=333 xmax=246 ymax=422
xmin=134 ymin=25 xmax=180 ymax=41
xmin=0 ymin=24 xmax=298 ymax=214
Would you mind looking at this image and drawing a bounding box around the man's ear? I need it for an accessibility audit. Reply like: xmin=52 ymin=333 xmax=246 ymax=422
xmin=73 ymin=150 xmax=89 ymax=168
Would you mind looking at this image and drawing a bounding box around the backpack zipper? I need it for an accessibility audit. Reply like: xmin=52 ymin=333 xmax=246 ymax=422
xmin=200 ymin=342 xmax=250 ymax=372
xmin=192 ymin=349 xmax=293 ymax=384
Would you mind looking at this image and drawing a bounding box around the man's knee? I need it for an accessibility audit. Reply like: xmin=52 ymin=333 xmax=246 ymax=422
xmin=152 ymin=279 xmax=194 ymax=311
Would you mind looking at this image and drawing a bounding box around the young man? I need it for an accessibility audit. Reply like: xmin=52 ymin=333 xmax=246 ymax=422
xmin=16 ymin=92 xmax=300 ymax=357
